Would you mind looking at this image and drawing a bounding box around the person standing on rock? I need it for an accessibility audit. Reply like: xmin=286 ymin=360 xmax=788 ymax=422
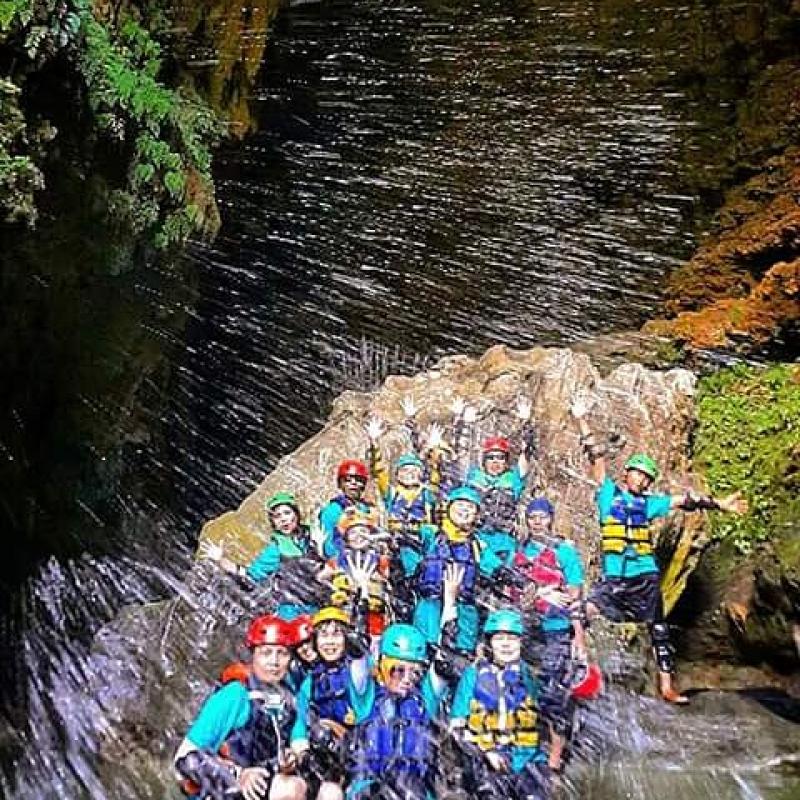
xmin=319 ymin=460 xmax=375 ymax=558
xmin=294 ymin=606 xmax=373 ymax=800
xmin=449 ymin=609 xmax=550 ymax=800
xmin=409 ymin=485 xmax=493 ymax=654
xmin=199 ymin=492 xmax=320 ymax=577
xmin=508 ymin=497 xmax=587 ymax=773
xmin=570 ymin=394 xmax=748 ymax=704
xmin=174 ymin=614 xmax=308 ymax=800
xmin=463 ymin=397 xmax=538 ymax=566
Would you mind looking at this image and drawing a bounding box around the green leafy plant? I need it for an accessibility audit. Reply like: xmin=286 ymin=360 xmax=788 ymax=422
xmin=694 ymin=364 xmax=800 ymax=554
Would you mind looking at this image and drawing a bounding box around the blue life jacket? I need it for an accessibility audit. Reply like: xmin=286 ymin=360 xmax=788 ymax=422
xmin=352 ymin=685 xmax=433 ymax=779
xmin=385 ymin=486 xmax=436 ymax=532
xmin=469 ymin=469 xmax=520 ymax=533
xmin=311 ymin=660 xmax=353 ymax=725
xmin=601 ymin=486 xmax=652 ymax=555
xmin=416 ymin=534 xmax=478 ymax=603
xmin=222 ymin=677 xmax=297 ymax=768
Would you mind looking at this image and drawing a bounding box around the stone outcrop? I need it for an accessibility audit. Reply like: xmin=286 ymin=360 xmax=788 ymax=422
xmin=198 ymin=345 xmax=697 ymax=568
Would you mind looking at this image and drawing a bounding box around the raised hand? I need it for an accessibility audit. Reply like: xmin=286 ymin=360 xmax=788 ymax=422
xmin=309 ymin=518 xmax=327 ymax=555
xmin=197 ymin=541 xmax=224 ymax=563
xmin=515 ymin=396 xmax=533 ymax=421
xmin=426 ymin=421 xmax=444 ymax=450
xmin=451 ymin=397 xmax=466 ymax=418
xmin=718 ymin=490 xmax=749 ymax=515
xmin=463 ymin=405 xmax=478 ymax=424
xmin=365 ymin=416 xmax=385 ymax=444
xmin=570 ymin=390 xmax=595 ymax=420
xmin=400 ymin=395 xmax=418 ymax=419
xmin=443 ymin=562 xmax=465 ymax=607
xmin=346 ymin=551 xmax=377 ymax=596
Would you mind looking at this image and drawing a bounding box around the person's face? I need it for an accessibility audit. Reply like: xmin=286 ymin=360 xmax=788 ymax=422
xmin=483 ymin=451 xmax=508 ymax=477
xmin=345 ymin=524 xmax=371 ymax=550
xmin=251 ymin=644 xmax=291 ymax=683
xmin=396 ymin=465 xmax=422 ymax=488
xmin=447 ymin=499 xmax=478 ymax=530
xmin=490 ymin=632 xmax=522 ymax=665
xmin=295 ymin=639 xmax=317 ymax=664
xmin=526 ymin=511 xmax=552 ymax=538
xmin=624 ymin=468 xmax=652 ymax=495
xmin=383 ymin=660 xmax=424 ymax=696
xmin=340 ymin=475 xmax=366 ymax=501
xmin=316 ymin=621 xmax=347 ymax=662
xmin=270 ymin=504 xmax=299 ymax=535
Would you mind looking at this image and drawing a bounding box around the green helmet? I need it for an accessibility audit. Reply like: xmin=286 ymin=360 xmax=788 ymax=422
xmin=484 ymin=609 xmax=524 ymax=636
xmin=380 ymin=623 xmax=428 ymax=662
xmin=266 ymin=491 xmax=299 ymax=513
xmin=624 ymin=454 xmax=659 ymax=481
xmin=394 ymin=453 xmax=424 ymax=470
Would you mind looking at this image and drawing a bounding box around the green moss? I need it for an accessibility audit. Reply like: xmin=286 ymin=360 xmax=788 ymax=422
xmin=695 ymin=363 xmax=800 ymax=554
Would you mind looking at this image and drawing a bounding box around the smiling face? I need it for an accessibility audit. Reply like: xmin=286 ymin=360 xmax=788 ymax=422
xmin=340 ymin=475 xmax=367 ymax=501
xmin=382 ymin=659 xmax=425 ymax=696
xmin=269 ymin=504 xmax=299 ymax=535
xmin=251 ymin=644 xmax=291 ymax=684
xmin=315 ymin=621 xmax=347 ymax=663
xmin=295 ymin=638 xmax=318 ymax=665
xmin=447 ymin=499 xmax=478 ymax=530
xmin=489 ymin=632 xmax=522 ymax=666
xmin=483 ymin=451 xmax=508 ymax=477
xmin=624 ymin=468 xmax=653 ymax=495
xmin=345 ymin=523 xmax=372 ymax=550
xmin=396 ymin=464 xmax=422 ymax=488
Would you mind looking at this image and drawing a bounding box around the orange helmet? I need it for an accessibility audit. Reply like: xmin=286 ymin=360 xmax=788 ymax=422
xmin=244 ymin=615 xmax=294 ymax=649
xmin=337 ymin=507 xmax=379 ymax=535
xmin=336 ymin=459 xmax=369 ymax=482
xmin=482 ymin=436 xmax=510 ymax=455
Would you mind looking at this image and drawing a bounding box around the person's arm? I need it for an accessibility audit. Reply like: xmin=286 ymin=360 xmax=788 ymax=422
xmin=513 ymin=397 xmax=535 ymax=479
xmin=245 ymin=542 xmax=281 ymax=582
xmin=289 ymin=676 xmax=312 ymax=755
xmin=668 ymin=490 xmax=749 ymax=514
xmin=570 ymin=394 xmax=606 ymax=484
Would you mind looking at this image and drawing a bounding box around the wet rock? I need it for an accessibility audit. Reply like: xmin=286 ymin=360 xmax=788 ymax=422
xmin=198 ymin=345 xmax=697 ymax=565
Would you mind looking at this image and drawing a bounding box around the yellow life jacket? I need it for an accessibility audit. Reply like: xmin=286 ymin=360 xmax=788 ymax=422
xmin=464 ymin=661 xmax=539 ymax=751
xmin=600 ymin=486 xmax=652 ymax=556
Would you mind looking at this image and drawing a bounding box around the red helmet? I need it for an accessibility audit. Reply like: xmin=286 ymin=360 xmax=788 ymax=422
xmin=245 ymin=615 xmax=294 ymax=649
xmin=570 ymin=662 xmax=603 ymax=701
xmin=290 ymin=614 xmax=314 ymax=645
xmin=336 ymin=459 xmax=369 ymax=482
xmin=482 ymin=436 xmax=510 ymax=455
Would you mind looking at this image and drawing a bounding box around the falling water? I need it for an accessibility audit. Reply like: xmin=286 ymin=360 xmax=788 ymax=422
xmin=1 ymin=0 xmax=798 ymax=797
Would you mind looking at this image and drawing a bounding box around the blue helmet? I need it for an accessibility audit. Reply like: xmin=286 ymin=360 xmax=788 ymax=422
xmin=446 ymin=486 xmax=482 ymax=507
xmin=484 ymin=609 xmax=524 ymax=636
xmin=525 ymin=497 xmax=554 ymax=518
xmin=380 ymin=623 xmax=428 ymax=662
xmin=394 ymin=453 xmax=424 ymax=470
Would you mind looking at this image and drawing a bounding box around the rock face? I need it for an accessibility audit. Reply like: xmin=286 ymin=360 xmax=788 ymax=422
xmin=198 ymin=345 xmax=697 ymax=568
xmin=81 ymin=345 xmax=698 ymax=795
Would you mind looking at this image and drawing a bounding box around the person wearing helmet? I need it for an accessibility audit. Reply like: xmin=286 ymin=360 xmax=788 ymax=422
xmin=464 ymin=398 xmax=537 ymax=564
xmin=292 ymin=607 xmax=372 ymax=800
xmin=174 ymin=615 xmax=308 ymax=800
xmin=347 ymin=622 xmax=447 ymax=800
xmin=319 ymin=460 xmax=375 ymax=558
xmin=410 ymin=485 xmax=494 ymax=654
xmin=450 ymin=609 xmax=549 ymax=800
xmin=198 ymin=492 xmax=322 ymax=588
xmin=316 ymin=508 xmax=391 ymax=640
xmin=283 ymin=612 xmax=319 ymax=692
xmin=510 ymin=497 xmax=587 ymax=772
xmin=571 ymin=395 xmax=748 ymax=704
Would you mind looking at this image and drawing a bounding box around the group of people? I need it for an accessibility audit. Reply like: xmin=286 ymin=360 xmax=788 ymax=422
xmin=178 ymin=394 xmax=747 ymax=800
